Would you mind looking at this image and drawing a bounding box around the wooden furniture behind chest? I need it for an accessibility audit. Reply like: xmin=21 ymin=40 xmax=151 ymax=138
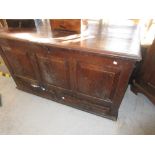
xmin=6 ymin=19 xmax=35 ymax=28
xmin=50 ymin=19 xmax=81 ymax=33
xmin=0 ymin=20 xmax=141 ymax=120
xmin=131 ymin=38 xmax=155 ymax=104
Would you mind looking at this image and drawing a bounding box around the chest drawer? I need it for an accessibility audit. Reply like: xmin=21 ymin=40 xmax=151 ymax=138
xmin=56 ymin=90 xmax=110 ymax=116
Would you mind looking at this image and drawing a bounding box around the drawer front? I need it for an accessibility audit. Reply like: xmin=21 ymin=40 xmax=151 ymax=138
xmin=56 ymin=90 xmax=110 ymax=115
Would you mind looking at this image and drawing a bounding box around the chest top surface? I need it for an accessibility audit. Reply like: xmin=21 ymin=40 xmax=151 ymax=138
xmin=0 ymin=20 xmax=141 ymax=61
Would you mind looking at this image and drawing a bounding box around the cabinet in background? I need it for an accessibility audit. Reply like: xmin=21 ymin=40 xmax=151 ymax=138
xmin=131 ymin=39 xmax=155 ymax=104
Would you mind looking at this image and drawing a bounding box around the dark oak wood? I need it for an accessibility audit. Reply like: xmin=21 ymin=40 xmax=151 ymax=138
xmin=0 ymin=20 xmax=141 ymax=120
xmin=131 ymin=39 xmax=155 ymax=105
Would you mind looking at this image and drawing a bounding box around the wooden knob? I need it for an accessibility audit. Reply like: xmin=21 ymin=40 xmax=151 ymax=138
xmin=113 ymin=61 xmax=118 ymax=65
xmin=31 ymin=84 xmax=40 ymax=88
xmin=41 ymin=87 xmax=46 ymax=91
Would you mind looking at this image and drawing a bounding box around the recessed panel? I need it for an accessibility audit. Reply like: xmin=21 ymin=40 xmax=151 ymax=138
xmin=3 ymin=48 xmax=36 ymax=79
xmin=37 ymin=56 xmax=70 ymax=89
xmin=76 ymin=62 xmax=120 ymax=100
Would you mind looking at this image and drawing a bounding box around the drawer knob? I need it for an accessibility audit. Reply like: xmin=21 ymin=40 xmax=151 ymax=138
xmin=62 ymin=97 xmax=65 ymax=100
xmin=31 ymin=84 xmax=40 ymax=88
xmin=41 ymin=87 xmax=46 ymax=91
xmin=113 ymin=61 xmax=118 ymax=65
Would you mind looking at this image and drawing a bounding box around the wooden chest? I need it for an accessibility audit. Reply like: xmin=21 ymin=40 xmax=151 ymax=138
xmin=0 ymin=20 xmax=141 ymax=120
